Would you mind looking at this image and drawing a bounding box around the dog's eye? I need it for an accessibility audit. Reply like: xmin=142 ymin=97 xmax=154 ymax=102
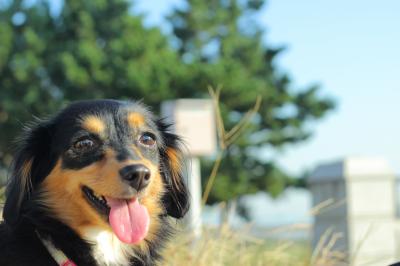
xmin=73 ymin=138 xmax=96 ymax=151
xmin=139 ymin=133 xmax=156 ymax=146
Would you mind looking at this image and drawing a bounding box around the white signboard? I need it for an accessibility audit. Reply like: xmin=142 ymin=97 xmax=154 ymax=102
xmin=161 ymin=99 xmax=216 ymax=156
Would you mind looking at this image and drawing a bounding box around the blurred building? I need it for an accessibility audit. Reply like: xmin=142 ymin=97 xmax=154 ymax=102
xmin=309 ymin=157 xmax=400 ymax=265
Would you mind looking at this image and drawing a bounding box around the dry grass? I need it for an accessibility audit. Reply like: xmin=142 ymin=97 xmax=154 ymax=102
xmin=161 ymin=198 xmax=351 ymax=266
xmin=162 ymin=226 xmax=308 ymax=266
xmin=310 ymin=228 xmax=347 ymax=266
xmin=160 ymin=215 xmax=353 ymax=266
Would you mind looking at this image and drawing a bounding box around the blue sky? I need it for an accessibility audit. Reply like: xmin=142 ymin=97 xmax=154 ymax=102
xmin=134 ymin=0 xmax=400 ymax=175
xmin=261 ymin=0 xmax=400 ymax=175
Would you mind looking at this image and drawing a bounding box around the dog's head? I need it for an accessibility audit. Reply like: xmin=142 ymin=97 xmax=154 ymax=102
xmin=3 ymin=99 xmax=189 ymax=244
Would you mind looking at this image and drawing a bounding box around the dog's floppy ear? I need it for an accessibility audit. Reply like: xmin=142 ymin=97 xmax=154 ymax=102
xmin=3 ymin=121 xmax=54 ymax=226
xmin=158 ymin=121 xmax=189 ymax=219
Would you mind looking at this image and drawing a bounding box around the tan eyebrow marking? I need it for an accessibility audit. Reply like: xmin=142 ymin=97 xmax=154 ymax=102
xmin=81 ymin=115 xmax=106 ymax=134
xmin=127 ymin=112 xmax=145 ymax=127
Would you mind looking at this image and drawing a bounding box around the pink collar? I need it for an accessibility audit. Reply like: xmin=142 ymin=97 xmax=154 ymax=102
xmin=60 ymin=262 xmax=77 ymax=266
xmin=36 ymin=232 xmax=77 ymax=266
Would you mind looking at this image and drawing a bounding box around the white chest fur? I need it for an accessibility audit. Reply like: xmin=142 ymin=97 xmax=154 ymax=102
xmin=83 ymin=227 xmax=137 ymax=266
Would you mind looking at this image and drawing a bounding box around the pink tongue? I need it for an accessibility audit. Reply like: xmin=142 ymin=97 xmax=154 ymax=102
xmin=106 ymin=197 xmax=150 ymax=244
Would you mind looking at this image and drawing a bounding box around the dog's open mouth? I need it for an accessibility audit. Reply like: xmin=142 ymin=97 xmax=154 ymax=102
xmin=82 ymin=186 xmax=110 ymax=214
xmin=82 ymin=185 xmax=150 ymax=244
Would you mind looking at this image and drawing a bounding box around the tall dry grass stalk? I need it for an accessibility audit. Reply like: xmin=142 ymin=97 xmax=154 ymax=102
xmin=310 ymin=227 xmax=347 ymax=266
xmin=202 ymin=86 xmax=262 ymax=205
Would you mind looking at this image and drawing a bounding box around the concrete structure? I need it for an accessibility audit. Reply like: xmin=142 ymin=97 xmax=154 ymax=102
xmin=309 ymin=157 xmax=399 ymax=266
xmin=161 ymin=99 xmax=216 ymax=238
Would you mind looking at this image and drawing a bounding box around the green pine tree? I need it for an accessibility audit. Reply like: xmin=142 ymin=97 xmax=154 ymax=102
xmin=168 ymin=0 xmax=335 ymax=206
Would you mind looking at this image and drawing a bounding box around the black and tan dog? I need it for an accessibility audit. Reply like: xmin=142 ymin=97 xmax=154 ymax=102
xmin=0 ymin=99 xmax=189 ymax=266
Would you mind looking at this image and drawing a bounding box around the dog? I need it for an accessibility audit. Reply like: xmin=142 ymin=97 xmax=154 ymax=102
xmin=0 ymin=99 xmax=189 ymax=266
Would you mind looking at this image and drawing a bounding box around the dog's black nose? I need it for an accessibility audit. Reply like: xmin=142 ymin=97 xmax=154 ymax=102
xmin=119 ymin=164 xmax=151 ymax=191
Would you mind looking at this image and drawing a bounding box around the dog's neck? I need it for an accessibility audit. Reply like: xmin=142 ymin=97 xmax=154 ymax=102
xmin=82 ymin=227 xmax=138 ymax=266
